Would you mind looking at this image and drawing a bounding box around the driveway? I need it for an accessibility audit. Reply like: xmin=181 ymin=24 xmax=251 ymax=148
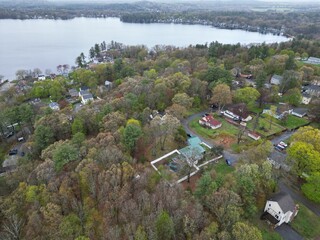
xmin=275 ymin=224 xmax=303 ymax=240
xmin=182 ymin=110 xmax=241 ymax=163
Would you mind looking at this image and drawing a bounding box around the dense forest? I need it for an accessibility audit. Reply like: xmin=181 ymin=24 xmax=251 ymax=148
xmin=0 ymin=1 xmax=320 ymax=39
xmin=0 ymin=37 xmax=320 ymax=239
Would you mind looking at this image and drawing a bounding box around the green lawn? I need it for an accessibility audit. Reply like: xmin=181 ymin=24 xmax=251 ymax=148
xmin=247 ymin=115 xmax=285 ymax=137
xmin=275 ymin=115 xmax=310 ymax=130
xmin=213 ymin=159 xmax=234 ymax=175
xmin=189 ymin=116 xmax=239 ymax=139
xmin=290 ymin=203 xmax=320 ymax=239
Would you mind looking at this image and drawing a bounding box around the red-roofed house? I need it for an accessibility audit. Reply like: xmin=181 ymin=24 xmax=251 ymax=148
xmin=199 ymin=115 xmax=222 ymax=129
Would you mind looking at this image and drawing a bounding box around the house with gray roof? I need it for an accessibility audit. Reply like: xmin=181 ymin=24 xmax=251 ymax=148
xmin=302 ymin=84 xmax=320 ymax=97
xmin=261 ymin=192 xmax=298 ymax=228
xmin=49 ymin=102 xmax=60 ymax=111
xmin=291 ymin=108 xmax=308 ymax=118
xmin=81 ymin=93 xmax=94 ymax=105
xmin=304 ymin=57 xmax=320 ymax=65
xmin=270 ymin=74 xmax=283 ymax=85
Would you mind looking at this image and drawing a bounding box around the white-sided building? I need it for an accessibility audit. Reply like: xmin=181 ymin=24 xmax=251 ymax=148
xmin=262 ymin=192 xmax=299 ymax=228
xmin=81 ymin=93 xmax=94 ymax=105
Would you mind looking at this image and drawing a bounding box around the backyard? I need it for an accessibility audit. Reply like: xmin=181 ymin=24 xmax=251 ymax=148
xmin=189 ymin=116 xmax=239 ymax=140
xmin=247 ymin=115 xmax=286 ymax=137
xmin=275 ymin=115 xmax=310 ymax=130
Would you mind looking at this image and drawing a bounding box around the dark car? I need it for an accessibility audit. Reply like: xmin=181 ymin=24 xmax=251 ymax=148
xmin=226 ymin=159 xmax=232 ymax=166
xmin=9 ymin=149 xmax=18 ymax=155
xmin=20 ymin=151 xmax=25 ymax=157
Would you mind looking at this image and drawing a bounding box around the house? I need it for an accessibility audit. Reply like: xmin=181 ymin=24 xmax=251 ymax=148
xmin=248 ymin=132 xmax=261 ymax=141
xmin=291 ymin=108 xmax=308 ymax=118
xmin=270 ymin=74 xmax=283 ymax=85
xmin=304 ymin=57 xmax=320 ymax=65
xmin=302 ymin=84 xmax=320 ymax=97
xmin=261 ymin=192 xmax=298 ymax=228
xmin=81 ymin=93 xmax=94 ymax=105
xmin=179 ymin=136 xmax=206 ymax=165
xmin=38 ymin=75 xmax=46 ymax=81
xmin=80 ymin=86 xmax=90 ymax=92
xmin=199 ymin=115 xmax=222 ymax=129
xmin=301 ymin=93 xmax=312 ymax=105
xmin=49 ymin=102 xmax=60 ymax=111
xmin=263 ymin=104 xmax=293 ymax=120
xmin=105 ymin=80 xmax=113 ymax=90
xmin=68 ymin=88 xmax=79 ymax=98
xmin=222 ymin=104 xmax=252 ymax=122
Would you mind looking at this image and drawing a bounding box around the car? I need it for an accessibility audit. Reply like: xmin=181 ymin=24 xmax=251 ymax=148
xmin=8 ymin=149 xmax=18 ymax=155
xmin=6 ymin=132 xmax=14 ymax=138
xmin=275 ymin=146 xmax=284 ymax=151
xmin=279 ymin=141 xmax=288 ymax=148
xmin=226 ymin=159 xmax=232 ymax=166
xmin=20 ymin=151 xmax=25 ymax=156
xmin=17 ymin=137 xmax=24 ymax=142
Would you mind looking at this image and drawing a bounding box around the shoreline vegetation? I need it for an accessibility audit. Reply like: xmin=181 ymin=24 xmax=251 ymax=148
xmin=0 ymin=1 xmax=319 ymax=39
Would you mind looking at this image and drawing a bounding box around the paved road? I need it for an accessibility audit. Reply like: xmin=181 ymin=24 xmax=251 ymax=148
xmin=271 ymin=130 xmax=295 ymax=145
xmin=279 ymin=180 xmax=320 ymax=217
xmin=275 ymin=224 xmax=303 ymax=240
xmin=182 ymin=110 xmax=241 ymax=163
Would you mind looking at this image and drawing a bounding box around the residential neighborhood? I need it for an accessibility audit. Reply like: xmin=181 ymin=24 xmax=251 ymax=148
xmin=0 ymin=38 xmax=320 ymax=240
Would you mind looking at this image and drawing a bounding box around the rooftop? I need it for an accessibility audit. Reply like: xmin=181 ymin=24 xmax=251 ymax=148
xmin=268 ymin=192 xmax=295 ymax=213
xmin=201 ymin=115 xmax=222 ymax=127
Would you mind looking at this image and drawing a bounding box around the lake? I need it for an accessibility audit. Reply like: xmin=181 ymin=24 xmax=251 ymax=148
xmin=0 ymin=17 xmax=289 ymax=80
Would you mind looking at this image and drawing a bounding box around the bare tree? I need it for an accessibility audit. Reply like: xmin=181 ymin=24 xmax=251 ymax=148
xmin=2 ymin=215 xmax=24 ymax=240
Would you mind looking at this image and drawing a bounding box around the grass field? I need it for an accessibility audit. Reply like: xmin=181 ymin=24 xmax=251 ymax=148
xmin=290 ymin=203 xmax=320 ymax=239
xmin=247 ymin=115 xmax=285 ymax=137
xmin=213 ymin=159 xmax=234 ymax=176
xmin=275 ymin=115 xmax=310 ymax=130
xmin=189 ymin=116 xmax=239 ymax=139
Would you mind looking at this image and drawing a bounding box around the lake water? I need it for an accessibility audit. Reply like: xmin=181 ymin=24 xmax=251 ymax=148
xmin=0 ymin=17 xmax=289 ymax=80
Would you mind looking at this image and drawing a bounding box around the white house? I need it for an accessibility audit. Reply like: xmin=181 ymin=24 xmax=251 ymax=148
xmin=38 ymin=75 xmax=46 ymax=81
xmin=105 ymin=80 xmax=113 ymax=90
xmin=301 ymin=93 xmax=312 ymax=105
xmin=262 ymin=192 xmax=299 ymax=228
xmin=270 ymin=74 xmax=283 ymax=85
xmin=291 ymin=108 xmax=308 ymax=118
xmin=199 ymin=115 xmax=222 ymax=129
xmin=222 ymin=104 xmax=252 ymax=122
xmin=81 ymin=93 xmax=94 ymax=105
xmin=49 ymin=102 xmax=60 ymax=111
xmin=305 ymin=57 xmax=320 ymax=65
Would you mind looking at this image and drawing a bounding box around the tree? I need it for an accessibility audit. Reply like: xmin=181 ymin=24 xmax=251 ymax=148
xmin=285 ymin=54 xmax=297 ymax=70
xmin=206 ymin=188 xmax=242 ymax=230
xmin=34 ymin=125 xmax=55 ymax=152
xmin=123 ymin=121 xmax=142 ymax=153
xmin=255 ymin=71 xmax=267 ymax=90
xmin=280 ymin=70 xmax=301 ymax=93
xmin=287 ymin=141 xmax=320 ymax=176
xmin=172 ymin=93 xmax=193 ymax=109
xmin=150 ymin=114 xmax=180 ymax=151
xmin=232 ymin=222 xmax=262 ymax=240
xmin=72 ymin=118 xmax=85 ymax=135
xmin=234 ymin=87 xmax=260 ymax=105
xmin=210 ymin=84 xmax=232 ymax=112
xmin=155 ymin=211 xmax=175 ymax=240
xmin=2 ymin=215 xmax=24 ymax=240
xmin=301 ymin=172 xmax=320 ymax=203
xmin=53 ymin=142 xmax=79 ymax=171
xmin=195 ymin=172 xmax=217 ymax=201
xmin=282 ymin=88 xmax=302 ymax=106
xmin=15 ymin=69 xmax=28 ymax=80
xmin=290 ymin=126 xmax=320 ymax=152
xmin=134 ymin=225 xmax=148 ymax=240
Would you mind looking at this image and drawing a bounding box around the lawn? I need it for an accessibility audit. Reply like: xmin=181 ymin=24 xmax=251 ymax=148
xmin=247 ymin=115 xmax=285 ymax=137
xmin=275 ymin=115 xmax=310 ymax=130
xmin=189 ymin=116 xmax=239 ymax=140
xmin=213 ymin=159 xmax=234 ymax=176
xmin=290 ymin=203 xmax=320 ymax=239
